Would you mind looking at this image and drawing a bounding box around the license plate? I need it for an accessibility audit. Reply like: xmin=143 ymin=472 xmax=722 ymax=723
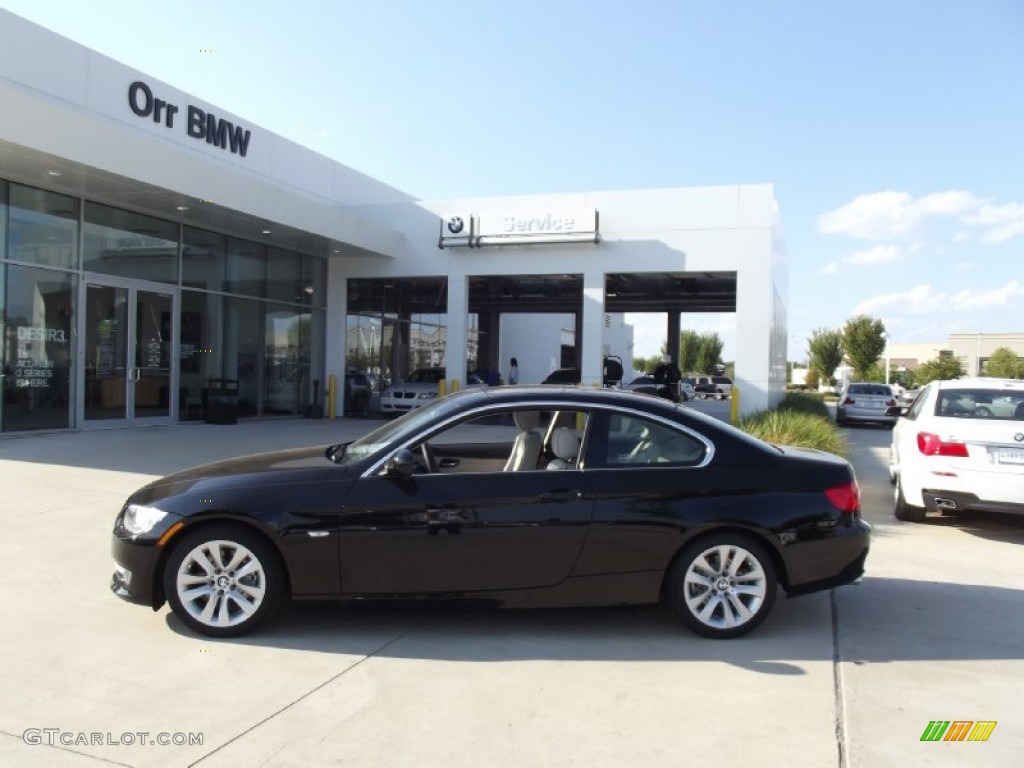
xmin=997 ymin=449 xmax=1024 ymax=465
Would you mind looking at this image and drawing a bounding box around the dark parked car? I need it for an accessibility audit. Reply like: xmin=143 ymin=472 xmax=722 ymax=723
xmin=111 ymin=386 xmax=870 ymax=639
xmin=541 ymin=356 xmax=624 ymax=387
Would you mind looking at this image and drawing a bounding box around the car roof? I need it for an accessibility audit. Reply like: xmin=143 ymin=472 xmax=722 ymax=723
xmin=932 ymin=377 xmax=1024 ymax=391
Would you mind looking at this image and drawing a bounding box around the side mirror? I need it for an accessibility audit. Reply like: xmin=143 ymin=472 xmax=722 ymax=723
xmin=389 ymin=448 xmax=418 ymax=477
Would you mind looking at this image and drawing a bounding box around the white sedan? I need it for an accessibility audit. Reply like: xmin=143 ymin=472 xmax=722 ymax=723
xmin=889 ymin=377 xmax=1024 ymax=522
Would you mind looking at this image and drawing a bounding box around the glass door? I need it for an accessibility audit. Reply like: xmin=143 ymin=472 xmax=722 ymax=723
xmin=82 ymin=279 xmax=177 ymax=426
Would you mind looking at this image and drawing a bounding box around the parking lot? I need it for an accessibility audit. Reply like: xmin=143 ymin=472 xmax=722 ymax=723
xmin=0 ymin=404 xmax=1020 ymax=767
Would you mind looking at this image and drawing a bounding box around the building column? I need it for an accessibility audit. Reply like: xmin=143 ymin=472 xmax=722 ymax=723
xmin=580 ymin=268 xmax=605 ymax=386
xmin=445 ymin=274 xmax=468 ymax=387
xmin=666 ymin=311 xmax=681 ymax=366
xmin=324 ymin=256 xmax=348 ymax=419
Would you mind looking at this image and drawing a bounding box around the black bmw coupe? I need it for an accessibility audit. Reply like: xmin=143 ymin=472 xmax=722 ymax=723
xmin=111 ymin=386 xmax=870 ymax=639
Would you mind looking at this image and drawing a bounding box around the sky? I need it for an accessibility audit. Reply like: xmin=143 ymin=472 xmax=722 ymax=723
xmin=3 ymin=0 xmax=1022 ymax=363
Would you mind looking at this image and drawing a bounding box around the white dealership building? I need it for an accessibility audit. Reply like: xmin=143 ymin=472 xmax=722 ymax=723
xmin=0 ymin=9 xmax=788 ymax=433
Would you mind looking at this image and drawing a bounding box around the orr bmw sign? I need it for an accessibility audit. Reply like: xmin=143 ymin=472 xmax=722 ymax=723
xmin=128 ymin=81 xmax=252 ymax=158
xmin=439 ymin=207 xmax=599 ymax=248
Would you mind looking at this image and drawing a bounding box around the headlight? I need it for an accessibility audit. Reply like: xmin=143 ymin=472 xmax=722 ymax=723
xmin=122 ymin=504 xmax=169 ymax=535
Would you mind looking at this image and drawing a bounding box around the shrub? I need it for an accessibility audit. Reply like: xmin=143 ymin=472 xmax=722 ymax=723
xmin=738 ymin=408 xmax=848 ymax=458
xmin=777 ymin=392 xmax=831 ymax=419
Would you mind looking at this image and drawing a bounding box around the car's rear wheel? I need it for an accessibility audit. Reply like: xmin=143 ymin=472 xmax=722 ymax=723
xmin=165 ymin=525 xmax=283 ymax=637
xmin=697 ymin=392 xmax=707 ymax=400
xmin=667 ymin=535 xmax=777 ymax=639
xmin=894 ymin=475 xmax=926 ymax=523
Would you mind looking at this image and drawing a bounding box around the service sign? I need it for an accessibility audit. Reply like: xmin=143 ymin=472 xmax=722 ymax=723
xmin=438 ymin=208 xmax=599 ymax=248
xmin=476 ymin=208 xmax=598 ymax=243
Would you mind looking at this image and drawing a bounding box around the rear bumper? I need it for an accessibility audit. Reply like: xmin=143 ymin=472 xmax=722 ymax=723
xmin=784 ymin=520 xmax=872 ymax=597
xmin=922 ymin=490 xmax=1024 ymax=516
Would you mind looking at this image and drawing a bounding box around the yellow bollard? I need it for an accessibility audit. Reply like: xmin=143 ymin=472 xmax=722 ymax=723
xmin=438 ymin=378 xmax=447 ymax=398
xmin=327 ymin=374 xmax=337 ymax=419
xmin=730 ymin=384 xmax=740 ymax=425
xmin=450 ymin=378 xmax=460 ymax=393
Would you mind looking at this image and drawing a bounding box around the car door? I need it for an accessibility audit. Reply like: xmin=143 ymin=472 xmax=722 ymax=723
xmin=337 ymin=410 xmax=595 ymax=595
xmin=570 ymin=410 xmax=716 ymax=576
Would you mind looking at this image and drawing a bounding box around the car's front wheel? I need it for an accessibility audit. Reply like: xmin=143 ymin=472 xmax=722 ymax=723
xmin=894 ymin=475 xmax=926 ymax=523
xmin=666 ymin=535 xmax=777 ymax=639
xmin=164 ymin=525 xmax=283 ymax=637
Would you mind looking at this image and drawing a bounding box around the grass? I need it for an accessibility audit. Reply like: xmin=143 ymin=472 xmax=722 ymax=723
xmin=738 ymin=406 xmax=848 ymax=458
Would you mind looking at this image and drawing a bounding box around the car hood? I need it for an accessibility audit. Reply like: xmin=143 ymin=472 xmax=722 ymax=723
xmin=129 ymin=445 xmax=345 ymax=502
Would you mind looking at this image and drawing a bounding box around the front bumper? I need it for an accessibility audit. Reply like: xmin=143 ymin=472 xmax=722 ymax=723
xmin=110 ymin=532 xmax=166 ymax=608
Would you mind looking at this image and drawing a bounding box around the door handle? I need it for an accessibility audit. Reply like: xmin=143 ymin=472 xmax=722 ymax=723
xmin=129 ymin=367 xmax=141 ymax=383
xmin=539 ymin=489 xmax=583 ymax=502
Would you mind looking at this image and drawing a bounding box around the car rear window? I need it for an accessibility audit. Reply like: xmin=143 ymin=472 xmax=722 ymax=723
xmin=849 ymin=385 xmax=891 ymax=396
xmin=935 ymin=389 xmax=1024 ymax=420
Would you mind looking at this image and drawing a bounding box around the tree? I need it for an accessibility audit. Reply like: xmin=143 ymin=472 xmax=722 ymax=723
xmin=678 ymin=330 xmax=700 ymax=374
xmin=915 ymin=351 xmax=965 ymax=385
xmin=843 ymin=315 xmax=886 ymax=379
xmin=694 ymin=332 xmax=724 ymax=374
xmin=808 ymin=328 xmax=844 ymax=384
xmin=984 ymin=347 xmax=1024 ymax=379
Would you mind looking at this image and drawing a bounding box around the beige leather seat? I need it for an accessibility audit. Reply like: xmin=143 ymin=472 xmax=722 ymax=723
xmin=546 ymin=428 xmax=581 ymax=470
xmin=503 ymin=411 xmax=542 ymax=471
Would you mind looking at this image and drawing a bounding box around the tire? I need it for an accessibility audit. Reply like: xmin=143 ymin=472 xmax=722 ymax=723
xmin=697 ymin=392 xmax=707 ymax=400
xmin=666 ymin=535 xmax=778 ymax=639
xmin=894 ymin=475 xmax=926 ymax=523
xmin=164 ymin=525 xmax=283 ymax=638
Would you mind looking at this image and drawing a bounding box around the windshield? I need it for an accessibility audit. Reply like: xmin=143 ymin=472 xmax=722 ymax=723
xmin=331 ymin=395 xmax=464 ymax=465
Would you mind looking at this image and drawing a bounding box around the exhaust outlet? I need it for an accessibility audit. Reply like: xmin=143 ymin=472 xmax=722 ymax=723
xmin=934 ymin=497 xmax=958 ymax=510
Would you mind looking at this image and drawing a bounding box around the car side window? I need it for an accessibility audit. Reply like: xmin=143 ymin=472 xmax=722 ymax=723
xmin=411 ymin=409 xmax=590 ymax=475
xmin=905 ymin=385 xmax=931 ymax=421
xmin=586 ymin=412 xmax=706 ymax=468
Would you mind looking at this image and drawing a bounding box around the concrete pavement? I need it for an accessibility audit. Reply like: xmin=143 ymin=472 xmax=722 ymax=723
xmin=0 ymin=412 xmax=1020 ymax=767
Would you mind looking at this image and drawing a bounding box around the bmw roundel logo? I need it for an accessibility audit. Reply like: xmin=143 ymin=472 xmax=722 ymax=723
xmin=447 ymin=216 xmax=464 ymax=234
xmin=1015 ymin=432 xmax=1024 ymax=443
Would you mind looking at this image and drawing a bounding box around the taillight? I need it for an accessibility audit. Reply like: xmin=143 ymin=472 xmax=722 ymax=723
xmin=843 ymin=397 xmax=855 ymax=405
xmin=825 ymin=480 xmax=860 ymax=512
xmin=916 ymin=432 xmax=969 ymax=457
xmin=885 ymin=398 xmax=897 ymax=407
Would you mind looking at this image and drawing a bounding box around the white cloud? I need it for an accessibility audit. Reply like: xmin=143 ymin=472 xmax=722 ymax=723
xmin=817 ymin=190 xmax=1024 ymax=245
xmin=965 ymin=202 xmax=1024 ymax=244
xmin=843 ymin=244 xmax=905 ymax=266
xmin=818 ymin=261 xmax=840 ymax=274
xmin=852 ymin=281 xmax=1024 ymax=317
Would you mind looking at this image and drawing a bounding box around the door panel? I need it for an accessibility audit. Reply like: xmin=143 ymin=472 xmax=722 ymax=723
xmin=134 ymin=290 xmax=173 ymax=419
xmin=84 ymin=284 xmax=129 ymax=422
xmin=339 ymin=472 xmax=594 ymax=594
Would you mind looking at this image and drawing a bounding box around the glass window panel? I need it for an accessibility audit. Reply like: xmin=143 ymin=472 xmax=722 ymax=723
xmin=180 ymin=290 xmax=224 ymax=421
xmin=7 ymin=184 xmax=79 ymax=269
xmin=265 ymin=248 xmax=302 ymax=303
xmin=301 ymin=255 xmax=326 ymax=307
xmin=2 ymin=264 xmax=75 ymax=431
xmin=182 ymin=227 xmax=227 ymax=291
xmin=264 ymin=304 xmax=303 ymax=416
xmin=82 ymin=202 xmax=178 ymax=282
xmin=0 ymin=180 xmax=7 ymax=265
xmin=221 ymin=297 xmax=261 ymax=417
xmin=305 ymin=309 xmax=325 ymax=412
xmin=225 ymin=237 xmax=265 ymax=297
